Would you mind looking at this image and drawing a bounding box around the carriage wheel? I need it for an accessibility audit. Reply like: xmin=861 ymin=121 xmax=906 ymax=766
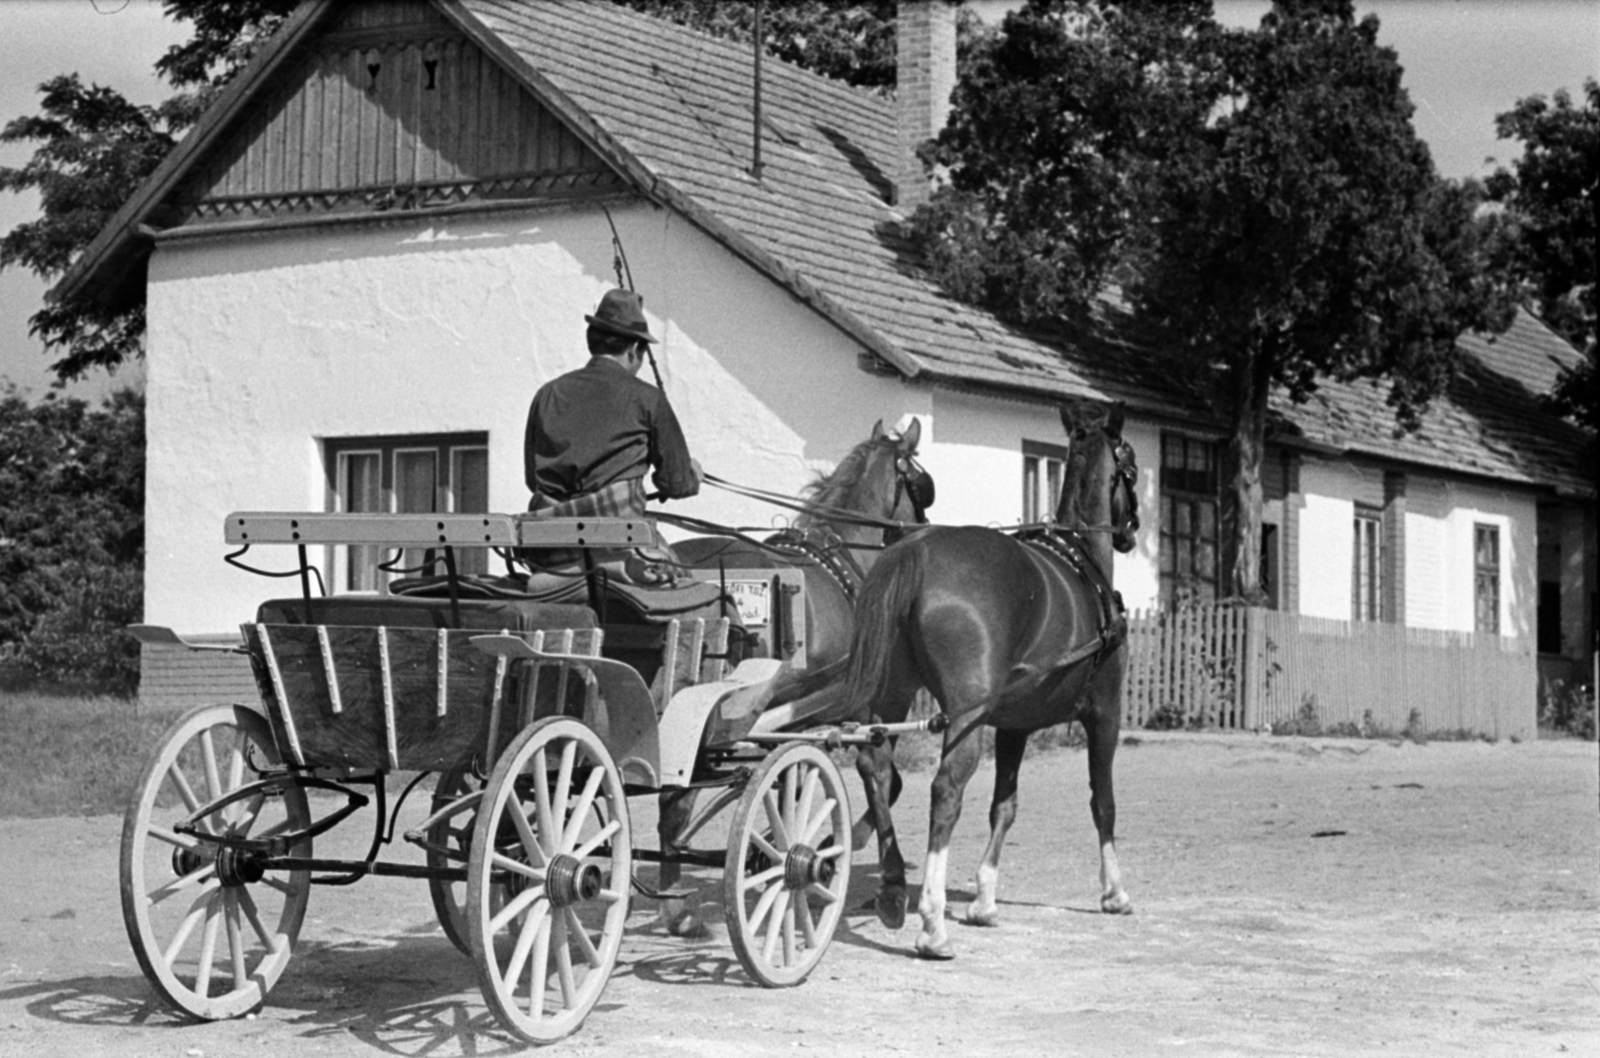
xmin=426 ymin=767 xmax=497 ymax=955
xmin=723 ymin=741 xmax=852 ymax=988
xmin=467 ymin=716 xmax=631 ymax=1044
xmin=119 ymin=703 xmax=311 ymax=1020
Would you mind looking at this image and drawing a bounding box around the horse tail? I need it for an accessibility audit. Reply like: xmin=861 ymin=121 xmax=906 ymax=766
xmin=844 ymin=542 xmax=926 ymax=719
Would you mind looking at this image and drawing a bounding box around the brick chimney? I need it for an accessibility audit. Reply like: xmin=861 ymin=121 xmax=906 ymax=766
xmin=896 ymin=0 xmax=957 ymax=210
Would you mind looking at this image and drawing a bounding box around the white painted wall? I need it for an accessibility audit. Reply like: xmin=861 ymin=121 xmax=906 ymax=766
xmin=917 ymin=390 xmax=1160 ymax=612
xmin=144 ymin=202 xmax=920 ymax=633
xmin=1293 ymin=455 xmax=1537 ymax=637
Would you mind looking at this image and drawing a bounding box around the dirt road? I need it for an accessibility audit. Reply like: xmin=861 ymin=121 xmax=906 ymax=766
xmin=3 ymin=732 xmax=1596 ymax=1057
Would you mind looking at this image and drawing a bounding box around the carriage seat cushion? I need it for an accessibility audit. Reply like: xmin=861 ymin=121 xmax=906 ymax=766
xmin=253 ymin=594 xmax=597 ymax=633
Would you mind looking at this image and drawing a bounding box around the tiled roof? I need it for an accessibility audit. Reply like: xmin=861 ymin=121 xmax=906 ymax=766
xmin=462 ymin=1 xmax=1590 ymax=496
xmin=53 ymin=0 xmax=1592 ymax=498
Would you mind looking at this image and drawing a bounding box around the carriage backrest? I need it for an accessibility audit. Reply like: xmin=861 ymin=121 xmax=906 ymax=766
xmin=254 ymin=593 xmax=597 ymax=633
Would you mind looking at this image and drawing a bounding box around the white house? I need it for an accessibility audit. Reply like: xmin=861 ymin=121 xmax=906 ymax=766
xmin=54 ymin=0 xmax=1593 ymax=719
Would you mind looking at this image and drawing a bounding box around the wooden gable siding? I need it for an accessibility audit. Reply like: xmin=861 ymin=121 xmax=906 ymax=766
xmin=172 ymin=0 xmax=623 ymax=223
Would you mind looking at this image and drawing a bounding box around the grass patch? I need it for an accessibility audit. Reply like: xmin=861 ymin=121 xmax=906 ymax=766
xmin=0 ymin=691 xmax=184 ymax=819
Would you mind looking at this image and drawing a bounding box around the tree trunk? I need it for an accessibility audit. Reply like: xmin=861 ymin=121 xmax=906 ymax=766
xmin=1222 ymin=344 xmax=1271 ymax=606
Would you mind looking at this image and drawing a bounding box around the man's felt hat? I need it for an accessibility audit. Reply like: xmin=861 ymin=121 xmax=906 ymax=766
xmin=584 ymin=288 xmax=657 ymax=344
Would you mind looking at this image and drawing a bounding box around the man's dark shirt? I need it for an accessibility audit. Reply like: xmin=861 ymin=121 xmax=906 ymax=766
xmin=523 ymin=356 xmax=698 ymax=503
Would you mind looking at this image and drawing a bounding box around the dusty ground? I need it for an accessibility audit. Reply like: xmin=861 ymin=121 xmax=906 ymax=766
xmin=2 ymin=731 xmax=1596 ymax=1058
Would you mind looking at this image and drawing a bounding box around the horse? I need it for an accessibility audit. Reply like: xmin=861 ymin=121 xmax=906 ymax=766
xmin=654 ymin=417 xmax=933 ymax=930
xmin=838 ymin=400 xmax=1140 ymax=959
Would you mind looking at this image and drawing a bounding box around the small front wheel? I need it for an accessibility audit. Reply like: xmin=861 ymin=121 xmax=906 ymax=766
xmin=119 ymin=703 xmax=311 ymax=1019
xmin=467 ymin=716 xmax=631 ymax=1044
xmin=723 ymin=741 xmax=852 ymax=987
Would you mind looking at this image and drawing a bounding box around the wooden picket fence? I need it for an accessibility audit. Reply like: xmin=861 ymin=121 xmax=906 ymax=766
xmin=1123 ymin=605 xmax=1537 ymax=741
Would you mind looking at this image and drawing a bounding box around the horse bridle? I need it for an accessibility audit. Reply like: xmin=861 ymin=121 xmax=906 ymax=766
xmin=894 ymin=453 xmax=935 ymax=524
xmin=1074 ymin=436 xmax=1139 ymax=537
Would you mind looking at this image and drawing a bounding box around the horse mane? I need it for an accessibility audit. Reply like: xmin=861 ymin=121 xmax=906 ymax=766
xmin=796 ymin=435 xmax=892 ymax=529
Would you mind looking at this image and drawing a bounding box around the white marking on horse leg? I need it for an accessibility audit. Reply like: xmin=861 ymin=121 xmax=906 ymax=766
xmin=966 ymin=861 xmax=1000 ymax=926
xmin=917 ymin=846 xmax=951 ymax=955
xmin=1099 ymin=838 xmax=1133 ymax=914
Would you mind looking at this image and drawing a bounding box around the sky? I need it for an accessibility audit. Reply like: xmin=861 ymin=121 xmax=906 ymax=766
xmin=0 ymin=0 xmax=1596 ymax=405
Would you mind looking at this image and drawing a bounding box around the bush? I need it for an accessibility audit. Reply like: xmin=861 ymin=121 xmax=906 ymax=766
xmin=0 ymin=388 xmax=143 ymax=696
xmin=1540 ymin=678 xmax=1597 ymax=740
xmin=1272 ymin=694 xmax=1323 ymax=737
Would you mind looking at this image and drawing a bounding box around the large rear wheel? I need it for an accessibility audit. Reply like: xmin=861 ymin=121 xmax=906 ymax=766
xmin=723 ymin=741 xmax=851 ymax=987
xmin=119 ymin=703 xmax=311 ymax=1019
xmin=467 ymin=716 xmax=631 ymax=1043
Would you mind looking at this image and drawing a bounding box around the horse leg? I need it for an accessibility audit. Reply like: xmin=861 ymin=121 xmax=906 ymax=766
xmin=915 ymin=720 xmax=983 ymax=960
xmin=965 ymin=727 xmax=1027 ymax=927
xmin=1083 ymin=664 xmax=1133 ymax=915
xmin=656 ymin=788 xmax=705 ymax=936
xmin=854 ymin=738 xmax=909 ymax=929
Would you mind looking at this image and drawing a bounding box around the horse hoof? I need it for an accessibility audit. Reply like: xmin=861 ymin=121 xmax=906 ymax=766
xmin=915 ymin=937 xmax=956 ymax=961
xmin=876 ymin=887 xmax=908 ymax=931
xmin=1101 ymin=892 xmax=1134 ymax=916
xmin=964 ymin=905 xmax=999 ymax=928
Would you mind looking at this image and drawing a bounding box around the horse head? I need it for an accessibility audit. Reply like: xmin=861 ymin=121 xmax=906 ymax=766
xmin=867 ymin=418 xmax=934 ymax=526
xmin=1059 ymin=401 xmax=1140 ymax=554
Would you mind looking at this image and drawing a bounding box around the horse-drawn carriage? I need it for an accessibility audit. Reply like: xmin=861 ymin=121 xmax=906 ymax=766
xmin=119 ymin=404 xmax=1141 ymax=1039
xmin=120 ymin=506 xmax=936 ymax=1044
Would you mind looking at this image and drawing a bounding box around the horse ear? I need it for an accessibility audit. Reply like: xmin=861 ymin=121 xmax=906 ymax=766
xmin=1107 ymin=401 xmax=1126 ymax=438
xmin=871 ymin=419 xmax=886 ymax=441
xmin=1059 ymin=401 xmax=1092 ymax=436
xmin=898 ymin=417 xmax=921 ymax=451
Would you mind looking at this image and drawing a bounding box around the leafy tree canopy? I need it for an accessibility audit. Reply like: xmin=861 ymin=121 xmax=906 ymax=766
xmin=1486 ymin=79 xmax=1598 ymax=437
xmin=916 ymin=0 xmax=1515 ymax=601
xmin=0 ymin=387 xmax=144 ymax=694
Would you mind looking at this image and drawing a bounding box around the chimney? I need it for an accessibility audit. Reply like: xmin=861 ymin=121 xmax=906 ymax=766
xmin=896 ymin=0 xmax=957 ymax=210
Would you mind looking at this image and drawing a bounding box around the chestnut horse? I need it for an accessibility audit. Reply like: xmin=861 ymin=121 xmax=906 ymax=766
xmin=656 ymin=419 xmax=932 ymax=929
xmin=842 ymin=400 xmax=1140 ymax=958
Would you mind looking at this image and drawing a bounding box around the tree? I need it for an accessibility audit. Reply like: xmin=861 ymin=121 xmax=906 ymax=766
xmin=912 ymin=0 xmax=1220 ymax=325
xmin=0 ymin=1 xmax=297 ymax=384
xmin=615 ymin=0 xmax=900 ymax=90
xmin=916 ymin=0 xmax=1510 ymax=603
xmin=0 ymin=388 xmax=145 ymax=694
xmin=1486 ymin=79 xmax=1598 ymax=441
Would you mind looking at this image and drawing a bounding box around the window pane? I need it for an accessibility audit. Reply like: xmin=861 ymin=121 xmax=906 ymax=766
xmin=1046 ymin=458 xmax=1063 ymax=520
xmin=1023 ymin=456 xmax=1039 ymax=523
xmin=396 ymin=450 xmax=438 ymax=575
xmin=451 ymin=447 xmax=490 ymax=575
xmin=341 ymin=452 xmax=381 ymax=592
xmin=395 ymin=451 xmax=438 ymax=513
xmin=1198 ymin=501 xmax=1217 ymax=540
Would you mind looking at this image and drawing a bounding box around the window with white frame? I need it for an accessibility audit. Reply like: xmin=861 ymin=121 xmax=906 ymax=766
xmin=1352 ymin=507 xmax=1383 ymax=621
xmin=326 ymin=432 xmax=490 ymax=590
xmin=1022 ymin=440 xmax=1068 ymax=524
xmin=1474 ymin=523 xmax=1500 ymax=634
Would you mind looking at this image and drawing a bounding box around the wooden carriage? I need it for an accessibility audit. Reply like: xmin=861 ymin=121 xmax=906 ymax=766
xmin=119 ymin=512 xmax=935 ymax=1043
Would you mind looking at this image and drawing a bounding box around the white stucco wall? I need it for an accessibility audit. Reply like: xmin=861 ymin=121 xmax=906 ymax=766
xmin=144 ymin=202 xmax=921 ymax=633
xmin=916 ymin=391 xmax=1160 ymax=613
xmin=1293 ymin=456 xmax=1536 ymax=637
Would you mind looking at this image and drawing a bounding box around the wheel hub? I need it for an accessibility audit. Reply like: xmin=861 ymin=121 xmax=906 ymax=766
xmin=784 ymin=844 xmax=834 ymax=890
xmin=546 ymin=853 xmax=603 ymax=907
xmin=214 ymin=846 xmax=266 ymax=887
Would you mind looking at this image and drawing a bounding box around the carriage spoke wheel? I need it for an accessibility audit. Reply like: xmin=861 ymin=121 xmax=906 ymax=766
xmin=723 ymin=741 xmax=852 ymax=988
xmin=426 ymin=767 xmax=503 ymax=955
xmin=119 ymin=703 xmax=311 ymax=1020
xmin=467 ymin=717 xmax=631 ymax=1044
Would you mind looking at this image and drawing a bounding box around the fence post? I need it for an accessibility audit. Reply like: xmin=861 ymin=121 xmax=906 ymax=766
xmin=1241 ymin=606 xmax=1262 ymax=732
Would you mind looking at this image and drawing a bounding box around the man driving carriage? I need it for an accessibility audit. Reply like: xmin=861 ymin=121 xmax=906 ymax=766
xmin=523 ymin=287 xmax=702 ymax=518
